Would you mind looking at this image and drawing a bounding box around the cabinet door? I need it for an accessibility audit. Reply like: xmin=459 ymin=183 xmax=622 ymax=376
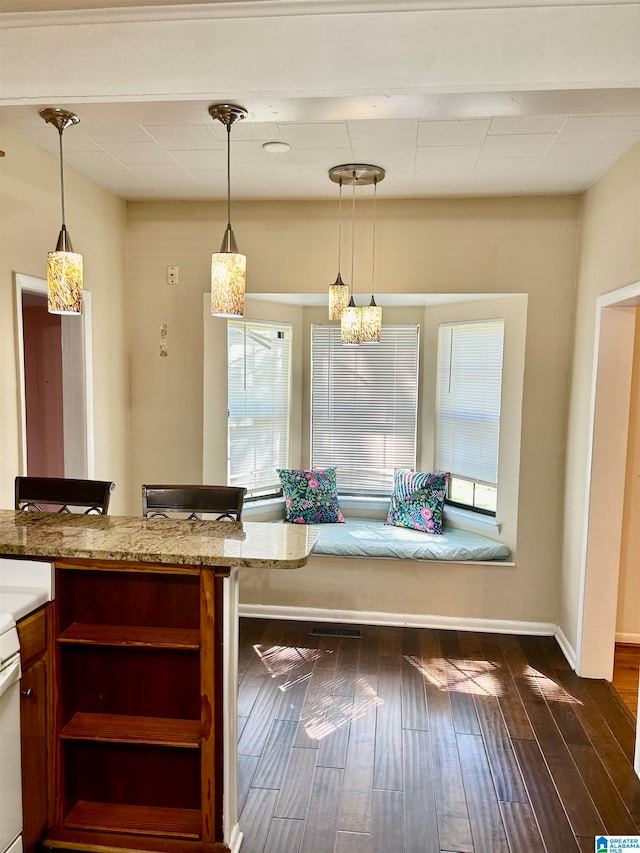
xmin=21 ymin=658 xmax=48 ymax=853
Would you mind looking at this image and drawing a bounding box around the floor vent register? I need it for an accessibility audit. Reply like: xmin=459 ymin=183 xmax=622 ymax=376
xmin=309 ymin=625 xmax=363 ymax=639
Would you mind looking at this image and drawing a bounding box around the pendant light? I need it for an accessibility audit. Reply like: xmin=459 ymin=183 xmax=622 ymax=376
xmin=360 ymin=175 xmax=383 ymax=343
xmin=40 ymin=108 xmax=83 ymax=315
xmin=328 ymin=178 xmax=349 ymax=320
xmin=340 ymin=180 xmax=362 ymax=346
xmin=329 ymin=164 xmax=385 ymax=345
xmin=208 ymin=103 xmax=248 ymax=318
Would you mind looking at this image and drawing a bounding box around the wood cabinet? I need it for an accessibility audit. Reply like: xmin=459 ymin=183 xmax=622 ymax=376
xmin=17 ymin=606 xmax=49 ymax=853
xmin=43 ymin=561 xmax=229 ymax=853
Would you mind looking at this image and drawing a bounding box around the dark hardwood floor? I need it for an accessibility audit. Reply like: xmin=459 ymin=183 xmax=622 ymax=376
xmin=613 ymin=643 xmax=640 ymax=719
xmin=238 ymin=618 xmax=640 ymax=853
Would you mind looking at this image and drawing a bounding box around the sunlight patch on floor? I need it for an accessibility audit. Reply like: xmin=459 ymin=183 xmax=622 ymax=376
xmin=525 ymin=669 xmax=583 ymax=705
xmin=403 ymin=654 xmax=502 ymax=697
xmin=300 ymin=675 xmax=382 ymax=741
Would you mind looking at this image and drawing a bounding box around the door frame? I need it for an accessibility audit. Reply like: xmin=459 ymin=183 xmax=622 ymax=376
xmin=574 ymin=279 xmax=640 ymax=767
xmin=14 ymin=273 xmax=94 ymax=479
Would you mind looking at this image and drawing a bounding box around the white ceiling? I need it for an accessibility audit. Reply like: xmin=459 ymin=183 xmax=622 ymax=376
xmin=1 ymin=0 xmax=639 ymax=201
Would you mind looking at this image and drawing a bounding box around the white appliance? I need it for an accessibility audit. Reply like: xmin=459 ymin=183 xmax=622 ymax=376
xmin=0 ymin=611 xmax=22 ymax=853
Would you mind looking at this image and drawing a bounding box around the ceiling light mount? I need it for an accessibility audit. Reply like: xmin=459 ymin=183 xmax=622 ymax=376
xmin=208 ymin=104 xmax=248 ymax=127
xmin=39 ymin=107 xmax=80 ymax=133
xmin=329 ymin=164 xmax=385 ymax=187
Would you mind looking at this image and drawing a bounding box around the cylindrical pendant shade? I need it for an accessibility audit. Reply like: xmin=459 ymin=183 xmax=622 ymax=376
xmin=47 ymin=250 xmax=83 ymax=315
xmin=361 ymin=298 xmax=382 ymax=343
xmin=329 ymin=275 xmax=350 ymax=320
xmin=341 ymin=303 xmax=362 ymax=346
xmin=211 ymin=252 xmax=246 ymax=318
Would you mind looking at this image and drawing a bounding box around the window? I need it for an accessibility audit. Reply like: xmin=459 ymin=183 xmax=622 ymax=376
xmin=311 ymin=324 xmax=419 ymax=495
xmin=436 ymin=319 xmax=504 ymax=514
xmin=227 ymin=320 xmax=291 ymax=498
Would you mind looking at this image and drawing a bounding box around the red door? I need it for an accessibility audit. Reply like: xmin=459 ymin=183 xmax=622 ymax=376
xmin=22 ymin=292 xmax=65 ymax=477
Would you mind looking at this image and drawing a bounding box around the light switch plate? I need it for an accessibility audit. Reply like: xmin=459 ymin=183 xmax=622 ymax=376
xmin=167 ymin=266 xmax=179 ymax=285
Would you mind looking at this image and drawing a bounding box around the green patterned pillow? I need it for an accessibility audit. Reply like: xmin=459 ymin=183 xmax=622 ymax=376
xmin=387 ymin=470 xmax=449 ymax=534
xmin=277 ymin=467 xmax=345 ymax=524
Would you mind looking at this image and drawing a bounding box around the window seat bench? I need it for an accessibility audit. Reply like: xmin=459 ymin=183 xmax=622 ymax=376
xmin=297 ymin=516 xmax=510 ymax=562
xmin=243 ymin=516 xmax=514 ymax=622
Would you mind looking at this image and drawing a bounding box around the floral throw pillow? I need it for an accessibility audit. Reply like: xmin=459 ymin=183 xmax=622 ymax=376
xmin=386 ymin=470 xmax=449 ymax=534
xmin=277 ymin=467 xmax=345 ymax=524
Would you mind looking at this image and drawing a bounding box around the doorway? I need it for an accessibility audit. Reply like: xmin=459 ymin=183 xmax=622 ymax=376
xmin=575 ymin=278 xmax=640 ymax=773
xmin=14 ymin=273 xmax=94 ymax=479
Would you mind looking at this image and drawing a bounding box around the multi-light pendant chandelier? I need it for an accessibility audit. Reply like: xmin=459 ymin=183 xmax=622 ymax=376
xmin=328 ymin=164 xmax=385 ymax=345
xmin=208 ymin=103 xmax=248 ymax=318
xmin=40 ymin=108 xmax=83 ymax=315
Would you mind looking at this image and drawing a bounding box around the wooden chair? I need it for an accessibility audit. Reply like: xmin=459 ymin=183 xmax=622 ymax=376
xmin=141 ymin=484 xmax=246 ymax=521
xmin=15 ymin=476 xmax=115 ymax=515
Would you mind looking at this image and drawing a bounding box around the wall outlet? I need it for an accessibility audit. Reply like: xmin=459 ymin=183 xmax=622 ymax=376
xmin=167 ymin=266 xmax=179 ymax=285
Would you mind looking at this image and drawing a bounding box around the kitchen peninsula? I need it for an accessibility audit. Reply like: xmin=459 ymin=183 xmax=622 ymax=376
xmin=0 ymin=510 xmax=318 ymax=853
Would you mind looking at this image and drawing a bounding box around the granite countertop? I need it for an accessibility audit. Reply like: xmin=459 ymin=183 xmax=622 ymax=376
xmin=0 ymin=510 xmax=318 ymax=570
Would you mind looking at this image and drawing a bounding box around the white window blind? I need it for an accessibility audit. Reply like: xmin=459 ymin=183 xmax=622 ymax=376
xmin=437 ymin=319 xmax=505 ymax=486
xmin=227 ymin=320 xmax=291 ymax=497
xmin=311 ymin=324 xmax=419 ymax=495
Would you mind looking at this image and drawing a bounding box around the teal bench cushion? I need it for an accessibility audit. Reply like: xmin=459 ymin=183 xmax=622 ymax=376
xmin=310 ymin=516 xmax=510 ymax=561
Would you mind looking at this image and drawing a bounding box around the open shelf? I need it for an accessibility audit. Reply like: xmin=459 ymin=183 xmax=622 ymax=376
xmin=49 ymin=563 xmax=222 ymax=852
xmin=58 ymin=623 xmax=200 ymax=650
xmin=60 ymin=713 xmax=201 ymax=748
xmin=63 ymin=801 xmax=201 ymax=839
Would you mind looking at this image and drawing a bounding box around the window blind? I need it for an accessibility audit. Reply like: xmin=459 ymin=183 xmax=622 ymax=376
xmin=311 ymin=324 xmax=419 ymax=495
xmin=227 ymin=320 xmax=291 ymax=497
xmin=437 ymin=319 xmax=504 ymax=486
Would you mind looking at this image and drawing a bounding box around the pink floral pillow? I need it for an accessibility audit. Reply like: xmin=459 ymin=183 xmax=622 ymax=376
xmin=277 ymin=467 xmax=345 ymax=524
xmin=386 ymin=470 xmax=449 ymax=534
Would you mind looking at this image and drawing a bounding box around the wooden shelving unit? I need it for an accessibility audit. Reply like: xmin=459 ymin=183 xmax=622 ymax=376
xmin=58 ymin=623 xmax=200 ymax=649
xmin=60 ymin=712 xmax=201 ymax=747
xmin=63 ymin=801 xmax=201 ymax=838
xmin=44 ymin=563 xmax=229 ymax=853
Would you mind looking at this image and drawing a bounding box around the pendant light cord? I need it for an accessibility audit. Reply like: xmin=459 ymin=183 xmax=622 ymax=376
xmin=226 ymin=122 xmax=232 ymax=229
xmin=58 ymin=128 xmax=66 ymax=229
xmin=371 ymin=176 xmax=377 ymax=294
xmin=350 ymin=179 xmax=356 ymax=295
xmin=337 ymin=180 xmax=343 ymax=272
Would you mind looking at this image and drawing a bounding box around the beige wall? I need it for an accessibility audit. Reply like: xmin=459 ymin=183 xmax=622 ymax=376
xmin=560 ymin=142 xmax=640 ymax=654
xmin=127 ymin=195 xmax=579 ymax=624
xmin=0 ymin=128 xmax=130 ymax=513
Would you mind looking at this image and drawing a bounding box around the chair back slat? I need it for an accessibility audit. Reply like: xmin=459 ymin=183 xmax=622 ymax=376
xmin=15 ymin=476 xmax=115 ymax=515
xmin=141 ymin=484 xmax=246 ymax=522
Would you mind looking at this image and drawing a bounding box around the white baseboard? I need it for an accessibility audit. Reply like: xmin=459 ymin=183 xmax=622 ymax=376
xmin=227 ymin=823 xmax=243 ymax=853
xmin=616 ymin=632 xmax=640 ymax=645
xmin=554 ymin=625 xmax=577 ymax=670
xmin=239 ymin=603 xmax=555 ymax=637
